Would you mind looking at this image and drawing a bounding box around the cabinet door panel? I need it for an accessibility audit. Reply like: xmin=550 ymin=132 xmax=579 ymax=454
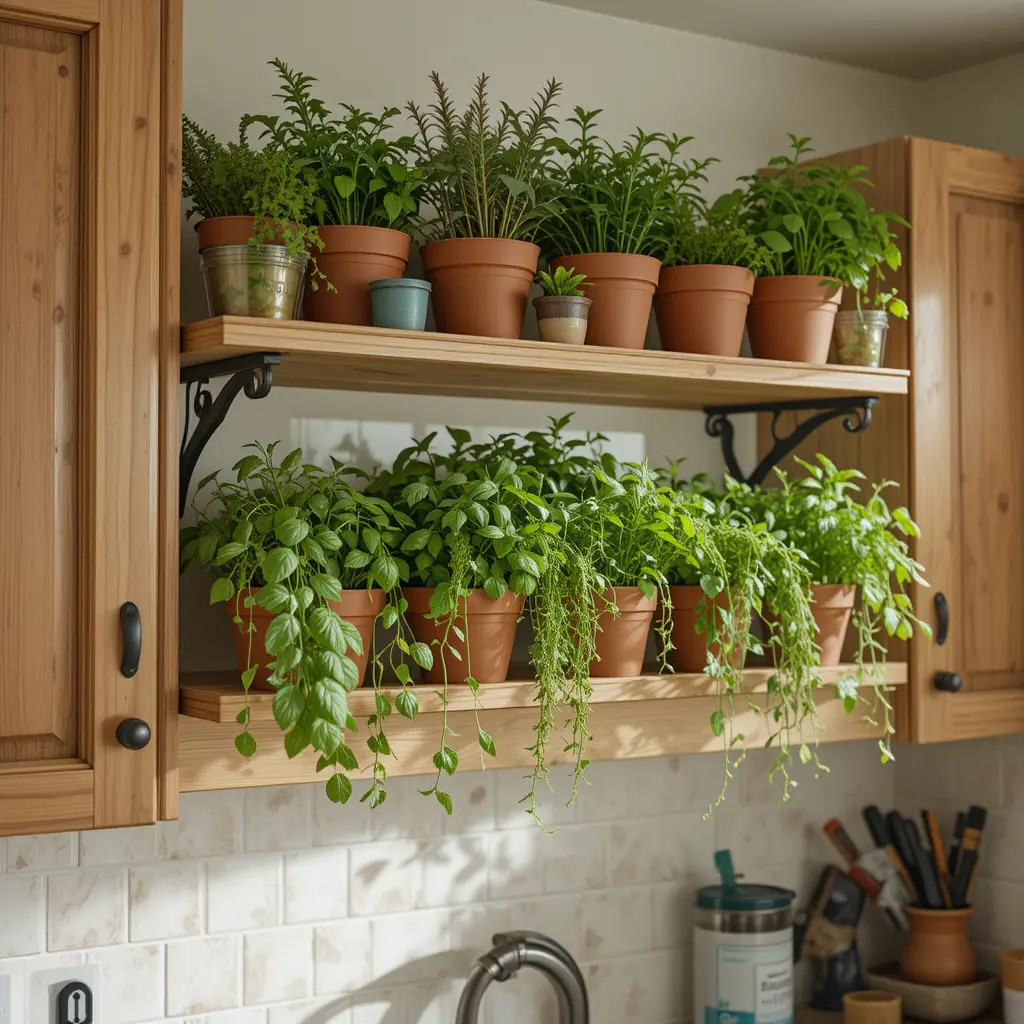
xmin=0 ymin=21 xmax=81 ymax=764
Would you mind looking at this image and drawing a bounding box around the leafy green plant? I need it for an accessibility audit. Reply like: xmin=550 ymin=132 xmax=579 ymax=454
xmin=242 ymin=59 xmax=424 ymax=232
xmin=537 ymin=107 xmax=714 ymax=258
xmin=537 ymin=265 xmax=589 ymax=296
xmin=739 ymin=134 xmax=908 ymax=316
xmin=180 ymin=443 xmax=423 ymax=805
xmin=181 ymin=115 xmax=322 ymax=261
xmin=660 ymin=191 xmax=774 ymax=273
xmin=407 ymin=72 xmax=562 ymax=242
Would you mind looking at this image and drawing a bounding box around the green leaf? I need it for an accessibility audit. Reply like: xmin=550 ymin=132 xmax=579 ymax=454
xmin=312 ymin=678 xmax=349 ymax=723
xmin=233 ymin=454 xmax=262 ymax=481
xmin=273 ymin=685 xmax=306 ymax=730
xmin=371 ymin=554 xmax=399 ymax=591
xmin=436 ymin=789 xmax=453 ymax=815
xmin=843 ymin=695 xmax=858 ymax=714
xmin=275 ymin=518 xmax=309 ymax=547
xmin=410 ymin=642 xmax=433 ymax=670
xmin=483 ymin=576 xmax=507 ymax=601
xmin=401 ymin=529 xmax=431 ymax=552
xmin=476 ymin=525 xmax=504 ymax=540
xmin=236 ymin=705 xmax=250 ymax=726
xmin=284 ymin=719 xmax=312 ymax=758
xmin=344 ymin=549 xmax=372 ymax=570
xmin=710 ymin=709 xmax=725 ymax=737
xmin=214 ymin=541 xmax=245 ymax=565
xmin=241 ymin=665 xmax=258 ymax=691
xmin=326 ymin=772 xmax=353 ymax=804
xmin=382 ymin=192 xmax=403 ymax=223
xmin=338 ymin=617 xmax=364 ymax=654
xmin=337 ymin=744 xmax=360 ymax=771
xmin=312 ymin=718 xmax=343 ymax=756
xmin=442 ymin=509 xmax=467 ymax=533
xmin=781 ymin=213 xmax=804 ymax=233
xmin=827 ymin=218 xmax=854 ymax=240
xmin=362 ymin=527 xmax=381 ymax=553
xmin=263 ymin=548 xmax=299 ymax=584
xmin=403 ymin=482 xmax=430 ymax=505
xmin=396 ymin=689 xmax=419 ymax=720
xmin=760 ymin=229 xmax=793 ymax=253
xmin=433 ymin=745 xmax=458 ymax=775
xmin=256 ymin=583 xmax=292 ymax=612
xmin=234 ymin=732 xmax=257 ymax=757
xmin=311 ymin=574 xmax=343 ymax=601
xmin=210 ymin=577 xmax=235 ymax=604
xmin=335 ymin=175 xmax=357 ymax=198
xmin=308 ymin=606 xmax=347 ymax=654
xmin=265 ymin=612 xmax=300 ymax=655
xmin=478 ymin=728 xmax=496 ymax=757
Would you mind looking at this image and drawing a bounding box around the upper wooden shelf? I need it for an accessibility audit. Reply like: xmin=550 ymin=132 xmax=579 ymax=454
xmin=180 ymin=317 xmax=910 ymax=410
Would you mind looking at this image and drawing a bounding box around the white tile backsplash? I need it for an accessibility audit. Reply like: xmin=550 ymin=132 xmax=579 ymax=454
xmin=0 ymin=747 xmax=901 ymax=1024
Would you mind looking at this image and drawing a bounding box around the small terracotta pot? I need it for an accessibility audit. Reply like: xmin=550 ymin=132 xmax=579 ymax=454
xmin=534 ymin=294 xmax=592 ymax=345
xmin=404 ymin=587 xmax=524 ymax=684
xmin=228 ymin=588 xmax=384 ymax=691
xmin=655 ymin=265 xmax=755 ymax=357
xmin=900 ymin=906 xmax=976 ymax=986
xmin=590 ymin=587 xmax=657 ymax=678
xmin=421 ymin=238 xmax=539 ymax=338
xmin=195 ymin=216 xmax=295 ymax=252
xmin=551 ymin=253 xmax=661 ymax=350
xmin=843 ymin=991 xmax=902 ymax=1024
xmin=667 ymin=585 xmax=737 ymax=673
xmin=810 ymin=584 xmax=856 ymax=667
xmin=747 ymin=275 xmax=843 ymax=363
xmin=304 ymin=225 xmax=411 ymax=326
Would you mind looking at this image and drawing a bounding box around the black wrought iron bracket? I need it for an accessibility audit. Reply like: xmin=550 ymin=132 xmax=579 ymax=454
xmin=703 ymin=396 xmax=879 ymax=487
xmin=179 ymin=353 xmax=282 ymax=517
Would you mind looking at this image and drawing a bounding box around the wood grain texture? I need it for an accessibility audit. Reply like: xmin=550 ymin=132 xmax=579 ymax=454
xmin=0 ymin=0 xmax=98 ymax=29
xmin=178 ymin=680 xmax=907 ymax=793
xmin=157 ymin=0 xmax=181 ymax=822
xmin=180 ymin=664 xmax=906 ymax=724
xmin=0 ymin=763 xmax=93 ymax=836
xmin=0 ymin=22 xmax=81 ymax=763
xmin=181 ymin=318 xmax=909 ymax=410
xmin=909 ymin=139 xmax=1024 ymax=742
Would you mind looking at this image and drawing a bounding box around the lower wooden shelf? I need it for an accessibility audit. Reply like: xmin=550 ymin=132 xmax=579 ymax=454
xmin=177 ymin=664 xmax=906 ymax=793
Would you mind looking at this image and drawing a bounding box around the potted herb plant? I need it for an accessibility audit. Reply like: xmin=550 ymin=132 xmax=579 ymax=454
xmin=740 ymin=135 xmax=908 ymax=364
xmin=181 ymin=115 xmax=322 ymax=319
xmin=534 ymin=265 xmax=592 ymax=345
xmin=244 ymin=60 xmax=425 ymax=327
xmin=654 ymin=191 xmax=773 ymax=357
xmin=407 ymin=72 xmax=562 ymax=338
xmin=538 ymin=108 xmax=713 ymax=349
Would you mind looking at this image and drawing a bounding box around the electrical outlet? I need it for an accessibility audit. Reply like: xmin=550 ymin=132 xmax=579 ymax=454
xmin=27 ymin=967 xmax=99 ymax=1024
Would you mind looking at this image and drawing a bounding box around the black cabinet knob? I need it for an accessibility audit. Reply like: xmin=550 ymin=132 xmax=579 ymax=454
xmin=115 ymin=718 xmax=151 ymax=750
xmin=934 ymin=672 xmax=963 ymax=693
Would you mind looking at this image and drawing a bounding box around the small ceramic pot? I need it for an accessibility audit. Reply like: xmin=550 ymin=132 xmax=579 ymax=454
xmin=534 ymin=294 xmax=592 ymax=345
xmin=810 ymin=584 xmax=856 ymax=666
xmin=370 ymin=278 xmax=431 ymax=331
xmin=655 ymin=264 xmax=755 ymax=357
xmin=843 ymin=991 xmax=902 ymax=1024
xmin=748 ymin=275 xmax=843 ymax=363
xmin=590 ymin=587 xmax=657 ymax=678
xmin=900 ymin=906 xmax=976 ymax=986
xmin=666 ymin=586 xmax=747 ymax=673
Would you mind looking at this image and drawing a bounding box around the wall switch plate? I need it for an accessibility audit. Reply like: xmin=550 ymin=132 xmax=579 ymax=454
xmin=27 ymin=967 xmax=99 ymax=1024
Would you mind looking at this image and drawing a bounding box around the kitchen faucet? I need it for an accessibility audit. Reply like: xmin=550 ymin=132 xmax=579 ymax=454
xmin=455 ymin=930 xmax=589 ymax=1024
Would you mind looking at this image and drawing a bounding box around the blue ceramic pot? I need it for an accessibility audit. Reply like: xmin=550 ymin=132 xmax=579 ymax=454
xmin=369 ymin=278 xmax=431 ymax=331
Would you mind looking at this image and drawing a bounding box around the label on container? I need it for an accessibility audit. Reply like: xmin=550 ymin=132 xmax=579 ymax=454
xmin=694 ymin=928 xmax=793 ymax=1024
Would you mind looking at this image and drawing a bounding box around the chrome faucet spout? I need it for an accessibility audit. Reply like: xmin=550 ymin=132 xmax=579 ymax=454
xmin=455 ymin=931 xmax=589 ymax=1024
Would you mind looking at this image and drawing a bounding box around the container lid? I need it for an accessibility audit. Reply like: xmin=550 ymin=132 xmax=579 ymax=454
xmin=369 ymin=278 xmax=431 ymax=292
xmin=696 ymin=849 xmax=795 ymax=911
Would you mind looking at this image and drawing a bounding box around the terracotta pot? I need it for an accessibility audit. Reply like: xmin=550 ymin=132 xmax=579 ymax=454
xmin=667 ymin=585 xmax=743 ymax=673
xmin=404 ymin=587 xmax=524 ymax=684
xmin=228 ymin=588 xmax=384 ymax=691
xmin=420 ymin=238 xmax=539 ymax=338
xmin=551 ymin=253 xmax=661 ymax=350
xmin=654 ymin=264 xmax=755 ymax=357
xmin=843 ymin=991 xmax=902 ymax=1024
xmin=747 ymin=275 xmax=843 ymax=363
xmin=900 ymin=907 xmax=976 ymax=986
xmin=534 ymin=294 xmax=591 ymax=345
xmin=195 ymin=216 xmax=295 ymax=252
xmin=810 ymin=584 xmax=856 ymax=667
xmin=590 ymin=587 xmax=657 ymax=678
xmin=304 ymin=225 xmax=411 ymax=326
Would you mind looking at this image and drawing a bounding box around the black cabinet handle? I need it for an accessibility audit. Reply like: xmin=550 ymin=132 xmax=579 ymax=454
xmin=935 ymin=592 xmax=950 ymax=646
xmin=934 ymin=672 xmax=963 ymax=693
xmin=119 ymin=602 xmax=141 ymax=678
xmin=115 ymin=718 xmax=151 ymax=750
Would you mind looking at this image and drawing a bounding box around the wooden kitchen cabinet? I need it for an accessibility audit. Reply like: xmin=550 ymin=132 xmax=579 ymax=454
xmin=0 ymin=0 xmax=180 ymax=836
xmin=760 ymin=136 xmax=1024 ymax=744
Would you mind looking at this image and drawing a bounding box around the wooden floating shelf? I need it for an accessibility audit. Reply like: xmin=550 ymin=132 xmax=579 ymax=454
xmin=180 ymin=317 xmax=910 ymax=410
xmin=177 ymin=664 xmax=907 ymax=793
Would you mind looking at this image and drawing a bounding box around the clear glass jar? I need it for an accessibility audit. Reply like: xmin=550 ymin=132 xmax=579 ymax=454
xmin=832 ymin=309 xmax=890 ymax=368
xmin=199 ymin=243 xmax=308 ymax=319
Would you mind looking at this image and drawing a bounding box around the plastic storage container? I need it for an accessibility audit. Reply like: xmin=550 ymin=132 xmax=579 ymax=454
xmin=199 ymin=244 xmax=308 ymax=319
xmin=369 ymin=278 xmax=431 ymax=331
xmin=694 ymin=851 xmax=795 ymax=1024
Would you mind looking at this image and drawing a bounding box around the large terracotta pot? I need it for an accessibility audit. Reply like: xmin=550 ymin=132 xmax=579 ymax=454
xmin=655 ymin=265 xmax=755 ymax=357
xmin=900 ymin=907 xmax=976 ymax=985
xmin=304 ymin=225 xmax=411 ymax=326
xmin=747 ymin=275 xmax=843 ymax=363
xmin=551 ymin=253 xmax=661 ymax=350
xmin=420 ymin=238 xmax=539 ymax=338
xmin=228 ymin=588 xmax=384 ymax=691
xmin=195 ymin=216 xmax=294 ymax=251
xmin=404 ymin=587 xmax=524 ymax=684
xmin=590 ymin=587 xmax=657 ymax=678
xmin=810 ymin=584 xmax=856 ymax=667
